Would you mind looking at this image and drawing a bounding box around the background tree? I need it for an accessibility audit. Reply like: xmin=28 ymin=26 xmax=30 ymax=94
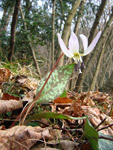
xmin=0 ymin=0 xmax=112 ymax=92
xmin=8 ymin=0 xmax=21 ymax=62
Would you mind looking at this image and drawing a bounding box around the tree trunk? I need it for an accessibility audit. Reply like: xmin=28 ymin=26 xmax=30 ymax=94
xmin=74 ymin=0 xmax=107 ymax=92
xmin=90 ymin=23 xmax=113 ymax=91
xmin=100 ymin=72 xmax=113 ymax=94
xmin=8 ymin=0 xmax=21 ymax=62
xmin=85 ymin=10 xmax=113 ymax=73
xmin=20 ymin=6 xmax=42 ymax=78
xmin=99 ymin=35 xmax=113 ymax=87
xmin=89 ymin=37 xmax=107 ymax=91
xmin=51 ymin=0 xmax=56 ymax=69
xmin=74 ymin=0 xmax=86 ymax=34
xmin=57 ymin=0 xmax=81 ymax=67
xmin=59 ymin=0 xmax=65 ymax=32
xmin=69 ymin=0 xmax=86 ymax=90
xmin=0 ymin=7 xmax=14 ymax=33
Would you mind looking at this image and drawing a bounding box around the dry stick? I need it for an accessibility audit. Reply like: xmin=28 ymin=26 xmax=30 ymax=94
xmin=99 ymin=136 xmax=113 ymax=141
xmin=10 ymin=53 xmax=64 ymax=127
xmin=97 ymin=123 xmax=113 ymax=132
xmin=95 ymin=117 xmax=107 ymax=129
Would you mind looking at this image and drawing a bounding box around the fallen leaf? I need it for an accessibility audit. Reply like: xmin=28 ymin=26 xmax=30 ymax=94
xmin=2 ymin=93 xmax=19 ymax=100
xmin=0 ymin=100 xmax=23 ymax=113
xmin=0 ymin=68 xmax=11 ymax=85
xmin=54 ymin=97 xmax=72 ymax=104
xmin=0 ymin=126 xmax=61 ymax=150
xmin=22 ymin=91 xmax=34 ymax=103
xmin=81 ymin=106 xmax=113 ymax=135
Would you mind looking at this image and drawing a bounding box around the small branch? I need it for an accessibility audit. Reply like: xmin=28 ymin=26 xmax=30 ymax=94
xmin=99 ymin=136 xmax=113 ymax=141
xmin=95 ymin=117 xmax=107 ymax=129
xmin=97 ymin=123 xmax=113 ymax=132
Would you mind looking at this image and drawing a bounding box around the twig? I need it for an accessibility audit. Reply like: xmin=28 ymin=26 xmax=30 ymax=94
xmin=99 ymin=136 xmax=113 ymax=141
xmin=95 ymin=117 xmax=107 ymax=129
xmin=11 ymin=139 xmax=29 ymax=150
xmin=97 ymin=123 xmax=113 ymax=131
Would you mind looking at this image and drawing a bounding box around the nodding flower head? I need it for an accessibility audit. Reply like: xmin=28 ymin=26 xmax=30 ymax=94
xmin=57 ymin=31 xmax=101 ymax=73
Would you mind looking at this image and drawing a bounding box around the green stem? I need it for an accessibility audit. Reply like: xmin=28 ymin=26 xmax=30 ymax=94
xmin=34 ymin=52 xmax=64 ymax=101
xmin=10 ymin=52 xmax=64 ymax=127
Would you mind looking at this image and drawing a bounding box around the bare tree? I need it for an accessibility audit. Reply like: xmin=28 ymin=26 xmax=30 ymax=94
xmin=20 ymin=6 xmax=42 ymax=78
xmin=90 ymin=23 xmax=113 ymax=90
xmin=0 ymin=7 xmax=14 ymax=33
xmin=74 ymin=0 xmax=86 ymax=34
xmin=51 ymin=0 xmax=56 ymax=68
xmin=74 ymin=0 xmax=107 ymax=92
xmin=57 ymin=0 xmax=81 ymax=67
xmin=8 ymin=0 xmax=21 ymax=62
xmin=69 ymin=0 xmax=86 ymax=89
xmin=100 ymin=72 xmax=113 ymax=94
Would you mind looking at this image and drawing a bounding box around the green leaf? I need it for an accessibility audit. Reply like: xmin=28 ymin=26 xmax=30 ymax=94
xmin=99 ymin=132 xmax=113 ymax=150
xmin=60 ymin=89 xmax=67 ymax=97
xmin=84 ymin=117 xmax=99 ymax=150
xmin=26 ymin=112 xmax=86 ymax=122
xmin=36 ymin=64 xmax=75 ymax=103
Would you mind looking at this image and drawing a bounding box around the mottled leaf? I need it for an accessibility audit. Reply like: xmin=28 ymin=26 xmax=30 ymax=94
xmin=60 ymin=89 xmax=67 ymax=97
xmin=99 ymin=132 xmax=113 ymax=150
xmin=84 ymin=117 xmax=99 ymax=150
xmin=36 ymin=64 xmax=75 ymax=103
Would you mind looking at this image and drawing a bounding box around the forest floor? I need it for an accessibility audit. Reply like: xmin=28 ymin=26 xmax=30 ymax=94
xmin=0 ymin=67 xmax=113 ymax=150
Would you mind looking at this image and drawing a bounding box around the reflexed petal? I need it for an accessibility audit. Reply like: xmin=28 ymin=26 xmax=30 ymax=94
xmin=73 ymin=57 xmax=78 ymax=64
xmin=79 ymin=69 xmax=82 ymax=74
xmin=83 ymin=31 xmax=101 ymax=56
xmin=81 ymin=62 xmax=85 ymax=69
xmin=68 ymin=31 xmax=79 ymax=53
xmin=68 ymin=50 xmax=74 ymax=57
xmin=79 ymin=56 xmax=83 ymax=62
xmin=57 ymin=33 xmax=72 ymax=58
xmin=79 ymin=34 xmax=88 ymax=52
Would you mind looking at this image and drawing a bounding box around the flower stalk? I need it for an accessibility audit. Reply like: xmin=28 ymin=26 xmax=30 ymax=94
xmin=10 ymin=52 xmax=64 ymax=127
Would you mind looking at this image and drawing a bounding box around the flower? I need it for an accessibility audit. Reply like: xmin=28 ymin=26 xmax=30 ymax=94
xmin=57 ymin=31 xmax=101 ymax=72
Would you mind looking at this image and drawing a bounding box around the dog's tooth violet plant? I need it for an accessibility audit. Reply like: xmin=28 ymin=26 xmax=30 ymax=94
xmin=57 ymin=31 xmax=101 ymax=73
xmin=11 ymin=31 xmax=101 ymax=127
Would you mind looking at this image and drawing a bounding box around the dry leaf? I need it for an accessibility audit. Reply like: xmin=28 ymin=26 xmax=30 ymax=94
xmin=81 ymin=106 xmax=113 ymax=135
xmin=54 ymin=97 xmax=72 ymax=103
xmin=2 ymin=93 xmax=19 ymax=100
xmin=71 ymin=99 xmax=84 ymax=117
xmin=0 ymin=126 xmax=61 ymax=150
xmin=22 ymin=91 xmax=34 ymax=103
xmin=0 ymin=68 xmax=11 ymax=85
xmin=0 ymin=100 xmax=23 ymax=113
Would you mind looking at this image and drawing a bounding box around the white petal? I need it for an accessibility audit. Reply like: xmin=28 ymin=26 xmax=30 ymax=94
xmin=79 ymin=56 xmax=83 ymax=62
xmin=73 ymin=57 xmax=77 ymax=64
xmin=57 ymin=33 xmax=72 ymax=58
xmin=79 ymin=69 xmax=82 ymax=74
xmin=79 ymin=34 xmax=88 ymax=52
xmin=83 ymin=31 xmax=101 ymax=56
xmin=68 ymin=31 xmax=79 ymax=53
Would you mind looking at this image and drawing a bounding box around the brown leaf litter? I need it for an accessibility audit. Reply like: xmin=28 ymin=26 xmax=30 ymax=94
xmin=0 ymin=125 xmax=62 ymax=150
